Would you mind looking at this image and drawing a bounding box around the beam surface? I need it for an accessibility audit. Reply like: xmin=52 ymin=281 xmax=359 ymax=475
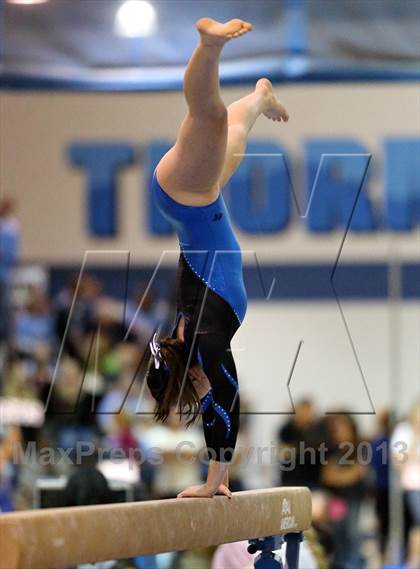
xmin=0 ymin=487 xmax=311 ymax=569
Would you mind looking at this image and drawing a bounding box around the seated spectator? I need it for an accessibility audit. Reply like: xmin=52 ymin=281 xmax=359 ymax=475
xmin=3 ymin=351 xmax=39 ymax=400
xmin=62 ymin=450 xmax=114 ymax=508
xmin=96 ymin=371 xmax=149 ymax=436
xmin=55 ymin=275 xmax=103 ymax=364
xmin=123 ymin=286 xmax=166 ymax=345
xmin=104 ymin=412 xmax=139 ymax=459
xmin=42 ymin=357 xmax=98 ymax=465
xmin=14 ymin=287 xmax=53 ymax=360
xmin=63 ymin=453 xmax=143 ymax=569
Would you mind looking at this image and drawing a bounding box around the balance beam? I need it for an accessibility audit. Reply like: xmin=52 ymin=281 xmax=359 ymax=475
xmin=0 ymin=487 xmax=311 ymax=569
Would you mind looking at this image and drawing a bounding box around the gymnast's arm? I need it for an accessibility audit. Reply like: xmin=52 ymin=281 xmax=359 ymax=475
xmin=178 ymin=365 xmax=231 ymax=498
xmin=178 ymin=332 xmax=239 ymax=498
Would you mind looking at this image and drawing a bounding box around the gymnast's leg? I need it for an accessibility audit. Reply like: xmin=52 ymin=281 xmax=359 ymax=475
xmin=155 ymin=18 xmax=252 ymax=205
xmin=219 ymin=78 xmax=289 ymax=188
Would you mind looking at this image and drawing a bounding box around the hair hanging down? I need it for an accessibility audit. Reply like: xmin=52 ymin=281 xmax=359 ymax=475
xmin=146 ymin=337 xmax=201 ymax=427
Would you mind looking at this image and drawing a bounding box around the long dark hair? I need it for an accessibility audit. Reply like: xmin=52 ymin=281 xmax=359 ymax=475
xmin=146 ymin=337 xmax=201 ymax=427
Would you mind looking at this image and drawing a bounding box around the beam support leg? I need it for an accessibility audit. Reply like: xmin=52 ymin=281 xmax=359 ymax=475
xmin=248 ymin=536 xmax=284 ymax=568
xmin=284 ymin=532 xmax=303 ymax=569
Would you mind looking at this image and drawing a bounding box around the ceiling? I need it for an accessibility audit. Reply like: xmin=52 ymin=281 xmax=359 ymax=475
xmin=1 ymin=0 xmax=419 ymax=90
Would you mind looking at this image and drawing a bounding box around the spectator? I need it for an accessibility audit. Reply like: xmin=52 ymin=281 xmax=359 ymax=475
xmin=370 ymin=408 xmax=392 ymax=561
xmin=55 ymin=274 xmax=102 ymax=364
xmin=104 ymin=412 xmax=139 ymax=459
xmin=14 ymin=287 xmax=53 ymax=361
xmin=212 ymin=541 xmax=254 ymax=569
xmin=0 ymin=424 xmax=22 ymax=512
xmin=277 ymin=398 xmax=328 ymax=490
xmin=42 ymin=357 xmax=98 ymax=464
xmin=62 ymin=450 xmax=114 ymax=508
xmin=96 ymin=371 xmax=147 ymax=436
xmin=0 ymin=197 xmax=20 ymax=389
xmin=62 ymin=452 xmax=141 ymax=569
xmin=124 ymin=286 xmax=165 ymax=345
xmin=391 ymin=402 xmax=420 ymax=569
xmin=3 ymin=352 xmax=39 ymax=400
xmin=321 ymin=413 xmax=367 ymax=569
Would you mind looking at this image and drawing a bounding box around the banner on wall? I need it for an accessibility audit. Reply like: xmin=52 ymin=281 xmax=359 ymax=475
xmin=68 ymin=137 xmax=420 ymax=238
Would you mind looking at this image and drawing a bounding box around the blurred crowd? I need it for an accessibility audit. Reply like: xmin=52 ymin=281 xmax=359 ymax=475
xmin=0 ymin=197 xmax=419 ymax=569
xmin=277 ymin=399 xmax=420 ymax=569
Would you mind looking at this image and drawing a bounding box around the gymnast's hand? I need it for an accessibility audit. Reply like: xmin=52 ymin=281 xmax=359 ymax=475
xmin=177 ymin=483 xmax=216 ymax=498
xmin=216 ymin=484 xmax=232 ymax=498
xmin=177 ymin=483 xmax=232 ymax=499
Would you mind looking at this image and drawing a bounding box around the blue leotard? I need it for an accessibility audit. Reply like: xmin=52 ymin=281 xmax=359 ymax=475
xmin=152 ymin=170 xmax=247 ymax=462
xmin=152 ymin=171 xmax=247 ymax=323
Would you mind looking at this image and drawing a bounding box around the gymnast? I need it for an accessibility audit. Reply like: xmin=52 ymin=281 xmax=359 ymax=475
xmin=146 ymin=17 xmax=289 ymax=499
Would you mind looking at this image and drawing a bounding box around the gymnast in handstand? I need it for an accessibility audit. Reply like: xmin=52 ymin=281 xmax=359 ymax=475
xmin=146 ymin=17 xmax=289 ymax=498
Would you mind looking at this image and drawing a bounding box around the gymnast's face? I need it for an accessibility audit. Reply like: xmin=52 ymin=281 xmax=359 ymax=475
xmin=147 ymin=334 xmax=202 ymax=424
xmin=187 ymin=363 xmax=211 ymax=399
xmin=175 ymin=315 xmax=194 ymax=373
xmin=175 ymin=315 xmax=210 ymax=394
xmin=147 ymin=314 xmax=208 ymax=411
xmin=176 ymin=315 xmax=186 ymax=343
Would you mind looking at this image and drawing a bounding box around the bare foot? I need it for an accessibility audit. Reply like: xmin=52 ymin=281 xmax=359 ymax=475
xmin=256 ymin=78 xmax=289 ymax=122
xmin=197 ymin=18 xmax=252 ymax=46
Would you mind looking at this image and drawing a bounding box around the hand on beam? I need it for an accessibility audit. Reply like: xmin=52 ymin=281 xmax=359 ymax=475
xmin=177 ymin=459 xmax=231 ymax=498
xmin=177 ymin=482 xmax=232 ymax=499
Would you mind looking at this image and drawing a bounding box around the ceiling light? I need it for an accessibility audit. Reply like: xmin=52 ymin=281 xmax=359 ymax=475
xmin=7 ymin=0 xmax=49 ymax=5
xmin=115 ymin=0 xmax=157 ymax=38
